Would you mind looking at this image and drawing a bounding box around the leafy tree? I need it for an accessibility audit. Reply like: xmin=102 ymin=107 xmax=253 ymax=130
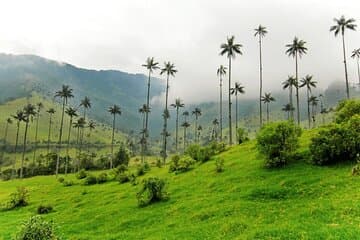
xmin=261 ymin=92 xmax=275 ymax=123
xmin=230 ymin=82 xmax=245 ymax=142
xmin=65 ymin=107 xmax=78 ymax=174
xmin=20 ymin=104 xmax=36 ymax=178
xmin=192 ymin=107 xmax=202 ymax=143
xmin=330 ymin=16 xmax=357 ymax=99
xmin=282 ymin=76 xmax=297 ymax=121
xmin=171 ymin=98 xmax=185 ymax=152
xmin=351 ymin=48 xmax=360 ymax=86
xmin=216 ymin=65 xmax=227 ymax=141
xmin=220 ymin=35 xmax=243 ymax=145
xmin=300 ymin=75 xmax=317 ymax=128
xmin=254 ymin=25 xmax=268 ymax=127
xmin=286 ymin=37 xmax=308 ymax=125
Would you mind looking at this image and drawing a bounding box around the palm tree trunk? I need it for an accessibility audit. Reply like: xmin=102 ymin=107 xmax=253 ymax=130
xmin=183 ymin=127 xmax=186 ymax=152
xmin=307 ymin=89 xmax=311 ymax=129
xmin=219 ymin=77 xmax=223 ymax=141
xmin=110 ymin=114 xmax=115 ymax=169
xmin=56 ymin=99 xmax=66 ymax=177
xmin=162 ymin=74 xmax=170 ymax=163
xmin=266 ymin=103 xmax=269 ymax=122
xmin=290 ymin=86 xmax=294 ymax=121
xmin=228 ymin=57 xmax=233 ymax=145
xmin=20 ymin=121 xmax=29 ymax=179
xmin=32 ymin=114 xmax=40 ymax=168
xmin=65 ymin=117 xmax=72 ymax=175
xmin=295 ymin=52 xmax=300 ymax=125
xmin=235 ymin=93 xmax=238 ymax=143
xmin=259 ymin=35 xmax=263 ymax=127
xmin=194 ymin=117 xmax=198 ymax=143
xmin=342 ymin=33 xmax=350 ymax=99
xmin=175 ymin=107 xmax=179 ymax=151
xmin=47 ymin=115 xmax=52 ymax=154
xmin=76 ymin=126 xmax=80 ymax=171
xmin=13 ymin=122 xmax=20 ymax=178
xmin=357 ymin=57 xmax=360 ymax=85
xmin=0 ymin=121 xmax=9 ymax=167
xmin=145 ymin=70 xmax=151 ymax=137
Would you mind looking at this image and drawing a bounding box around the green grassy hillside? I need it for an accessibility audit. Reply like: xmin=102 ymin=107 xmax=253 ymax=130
xmin=1 ymin=130 xmax=359 ymax=239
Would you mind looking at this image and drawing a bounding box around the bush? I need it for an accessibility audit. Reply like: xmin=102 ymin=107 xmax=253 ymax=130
xmin=236 ymin=128 xmax=249 ymax=144
xmin=37 ymin=204 xmax=53 ymax=214
xmin=215 ymin=158 xmax=225 ymax=173
xmin=209 ymin=141 xmax=226 ymax=153
xmin=113 ymin=144 xmax=130 ymax=167
xmin=15 ymin=215 xmax=58 ymax=240
xmin=0 ymin=168 xmax=14 ymax=181
xmin=169 ymin=155 xmax=195 ymax=173
xmin=257 ymin=121 xmax=302 ymax=168
xmin=83 ymin=174 xmax=97 ymax=185
xmin=62 ymin=180 xmax=74 ymax=187
xmin=97 ymin=173 xmax=108 ymax=184
xmin=6 ymin=187 xmax=29 ymax=210
xmin=116 ymin=172 xmax=130 ymax=184
xmin=136 ymin=177 xmax=168 ymax=207
xmin=185 ymin=144 xmax=201 ymax=161
xmin=185 ymin=144 xmax=216 ymax=163
xmin=57 ymin=177 xmax=65 ymax=183
xmin=76 ymin=169 xmax=87 ymax=179
xmin=335 ymin=99 xmax=360 ymax=123
xmin=136 ymin=162 xmax=150 ymax=176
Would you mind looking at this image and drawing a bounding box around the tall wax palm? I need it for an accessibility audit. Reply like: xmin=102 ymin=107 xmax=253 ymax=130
xmin=254 ymin=25 xmax=268 ymax=127
xmin=230 ymin=82 xmax=245 ymax=140
xmin=87 ymin=120 xmax=96 ymax=152
xmin=351 ymin=48 xmax=360 ymax=86
xmin=182 ymin=111 xmax=189 ymax=122
xmin=181 ymin=121 xmax=190 ymax=151
xmin=220 ymin=36 xmax=243 ymax=145
xmin=261 ymin=93 xmax=275 ymax=123
xmin=138 ymin=104 xmax=147 ymax=130
xmin=12 ymin=111 xmax=25 ymax=177
xmin=286 ymin=37 xmax=308 ymax=125
xmin=216 ymin=65 xmax=227 ymax=141
xmin=160 ymin=62 xmax=177 ymax=162
xmin=142 ymin=57 xmax=159 ymax=139
xmin=46 ymin=108 xmax=56 ymax=154
xmin=211 ymin=118 xmax=219 ymax=140
xmin=282 ymin=104 xmax=295 ymax=120
xmin=197 ymin=125 xmax=203 ymax=142
xmin=20 ymin=104 xmax=36 ymax=178
xmin=330 ymin=16 xmax=357 ymax=98
xmin=65 ymin=107 xmax=78 ymax=175
xmin=79 ymin=96 xmax=91 ymax=154
xmin=73 ymin=117 xmax=86 ymax=171
xmin=300 ymin=75 xmax=317 ymax=128
xmin=192 ymin=107 xmax=202 ymax=143
xmin=108 ymin=105 xmax=121 ymax=169
xmin=282 ymin=76 xmax=297 ymax=121
xmin=1 ymin=118 xmax=13 ymax=166
xmin=309 ymin=96 xmax=319 ymax=128
xmin=55 ymin=85 xmax=74 ymax=176
xmin=32 ymin=102 xmax=43 ymax=166
xmin=170 ymin=98 xmax=185 ymax=152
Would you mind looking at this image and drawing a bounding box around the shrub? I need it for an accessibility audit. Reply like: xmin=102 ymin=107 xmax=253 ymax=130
xmin=129 ymin=173 xmax=138 ymax=186
xmin=0 ymin=168 xmax=14 ymax=181
xmin=97 ymin=173 xmax=108 ymax=184
xmin=335 ymin=99 xmax=360 ymax=123
xmin=136 ymin=162 xmax=150 ymax=176
xmin=116 ymin=172 xmax=130 ymax=184
xmin=113 ymin=144 xmax=130 ymax=167
xmin=78 ymin=152 xmax=97 ymax=170
xmin=57 ymin=177 xmax=65 ymax=183
xmin=257 ymin=121 xmax=302 ymax=168
xmin=215 ymin=158 xmax=225 ymax=173
xmin=83 ymin=174 xmax=97 ymax=185
xmin=15 ymin=216 xmax=58 ymax=240
xmin=76 ymin=169 xmax=87 ymax=180
xmin=6 ymin=187 xmax=29 ymax=210
xmin=62 ymin=180 xmax=74 ymax=187
xmin=209 ymin=141 xmax=226 ymax=153
xmin=198 ymin=146 xmax=215 ymax=163
xmin=116 ymin=164 xmax=128 ymax=173
xmin=169 ymin=155 xmax=195 ymax=173
xmin=136 ymin=177 xmax=168 ymax=207
xmin=185 ymin=144 xmax=201 ymax=161
xmin=236 ymin=128 xmax=249 ymax=144
xmin=37 ymin=204 xmax=53 ymax=214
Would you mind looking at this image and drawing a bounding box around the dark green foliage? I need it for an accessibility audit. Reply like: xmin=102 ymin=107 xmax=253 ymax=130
xmin=97 ymin=173 xmax=108 ymax=184
xmin=6 ymin=187 xmax=29 ymax=210
xmin=76 ymin=169 xmax=87 ymax=179
xmin=78 ymin=152 xmax=97 ymax=170
xmin=57 ymin=177 xmax=65 ymax=183
xmin=257 ymin=121 xmax=302 ymax=168
xmin=136 ymin=177 xmax=168 ymax=207
xmin=215 ymin=158 xmax=225 ymax=173
xmin=185 ymin=144 xmax=201 ymax=161
xmin=113 ymin=144 xmax=130 ymax=167
xmin=83 ymin=174 xmax=97 ymax=185
xmin=116 ymin=172 xmax=130 ymax=184
xmin=15 ymin=215 xmax=58 ymax=240
xmin=62 ymin=180 xmax=73 ymax=187
xmin=335 ymin=99 xmax=360 ymax=123
xmin=116 ymin=164 xmax=128 ymax=173
xmin=236 ymin=128 xmax=249 ymax=144
xmin=310 ymin=115 xmax=360 ymax=165
xmin=169 ymin=155 xmax=195 ymax=173
xmin=352 ymin=156 xmax=360 ymax=176
xmin=136 ymin=162 xmax=150 ymax=176
xmin=209 ymin=141 xmax=227 ymax=153
xmin=37 ymin=204 xmax=53 ymax=214
xmin=185 ymin=144 xmax=216 ymax=163
xmin=0 ymin=168 xmax=14 ymax=181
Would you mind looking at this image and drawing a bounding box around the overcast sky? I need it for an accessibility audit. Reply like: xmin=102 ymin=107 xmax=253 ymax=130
xmin=0 ymin=0 xmax=359 ymax=103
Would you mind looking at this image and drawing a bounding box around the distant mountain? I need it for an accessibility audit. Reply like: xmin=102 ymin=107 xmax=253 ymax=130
xmin=0 ymin=53 xmax=165 ymax=133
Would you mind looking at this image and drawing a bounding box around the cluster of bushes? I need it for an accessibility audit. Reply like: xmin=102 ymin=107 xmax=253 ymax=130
xmin=136 ymin=177 xmax=168 ymax=207
xmin=4 ymin=187 xmax=29 ymax=210
xmin=169 ymin=155 xmax=195 ymax=173
xmin=15 ymin=216 xmax=58 ymax=240
xmin=185 ymin=141 xmax=224 ymax=163
xmin=257 ymin=121 xmax=302 ymax=168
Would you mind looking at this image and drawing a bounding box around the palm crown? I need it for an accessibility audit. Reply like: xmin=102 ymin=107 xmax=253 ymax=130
xmin=160 ymin=62 xmax=177 ymax=76
xmin=171 ymin=98 xmax=184 ymax=109
xmin=142 ymin=57 xmax=159 ymax=73
xmin=261 ymin=93 xmax=275 ymax=103
xmin=351 ymin=48 xmax=360 ymax=59
xmin=23 ymin=104 xmax=37 ymax=122
xmin=330 ymin=16 xmax=357 ymax=36
xmin=286 ymin=37 xmax=308 ymax=58
xmin=80 ymin=96 xmax=91 ymax=109
xmin=300 ymin=75 xmax=317 ymax=91
xmin=217 ymin=65 xmax=227 ymax=77
xmin=254 ymin=25 xmax=267 ymax=37
xmin=230 ymin=82 xmax=245 ymax=95
xmin=65 ymin=107 xmax=78 ymax=118
xmin=55 ymin=85 xmax=74 ymax=104
xmin=108 ymin=105 xmax=121 ymax=115
xmin=192 ymin=107 xmax=202 ymax=117
xmin=13 ymin=110 xmax=26 ymax=122
xmin=220 ymin=36 xmax=243 ymax=58
xmin=47 ymin=108 xmax=56 ymax=114
xmin=282 ymin=76 xmax=297 ymax=89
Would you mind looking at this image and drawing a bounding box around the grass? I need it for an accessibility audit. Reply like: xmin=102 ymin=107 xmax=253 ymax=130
xmin=1 ymin=130 xmax=360 ymax=239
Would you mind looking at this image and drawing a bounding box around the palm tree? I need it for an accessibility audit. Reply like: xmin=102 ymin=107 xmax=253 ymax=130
xmin=20 ymin=104 xmax=36 ymax=178
xmin=55 ymin=85 xmax=74 ymax=176
xmin=351 ymin=48 xmax=360 ymax=86
xmin=73 ymin=117 xmax=86 ymax=171
xmin=282 ymin=76 xmax=297 ymax=121
xmin=181 ymin=121 xmax=190 ymax=151
xmin=192 ymin=107 xmax=202 ymax=143
xmin=197 ymin=125 xmax=203 ymax=142
xmin=32 ymin=102 xmax=43 ymax=167
xmin=211 ymin=118 xmax=219 ymax=140
xmin=300 ymin=75 xmax=317 ymax=128
xmin=182 ymin=111 xmax=189 ymax=122
xmin=282 ymin=104 xmax=295 ymax=120
xmin=309 ymin=96 xmax=319 ymax=128
xmin=217 ymin=65 xmax=227 ymax=141
xmin=46 ymin=108 xmax=56 ymax=154
xmin=170 ymin=98 xmax=185 ymax=151
xmin=138 ymin=104 xmax=147 ymax=130
xmin=230 ymin=82 xmax=245 ymax=141
xmin=79 ymin=96 xmax=91 ymax=154
xmin=108 ymin=104 xmax=121 ymax=169
xmin=87 ymin=120 xmax=96 ymax=152
xmin=12 ymin=111 xmax=25 ymax=178
xmin=220 ymin=36 xmax=243 ymax=145
xmin=160 ymin=62 xmax=177 ymax=162
xmin=254 ymin=25 xmax=268 ymax=127
xmin=261 ymin=93 xmax=275 ymax=123
xmin=286 ymin=37 xmax=308 ymax=125
xmin=142 ymin=57 xmax=159 ymax=139
xmin=330 ymin=16 xmax=357 ymax=98
xmin=65 ymin=107 xmax=78 ymax=175
xmin=1 ymin=118 xmax=13 ymax=166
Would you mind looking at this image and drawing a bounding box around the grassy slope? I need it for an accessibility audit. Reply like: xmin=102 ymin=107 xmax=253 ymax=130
xmin=1 ymin=130 xmax=360 ymax=239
